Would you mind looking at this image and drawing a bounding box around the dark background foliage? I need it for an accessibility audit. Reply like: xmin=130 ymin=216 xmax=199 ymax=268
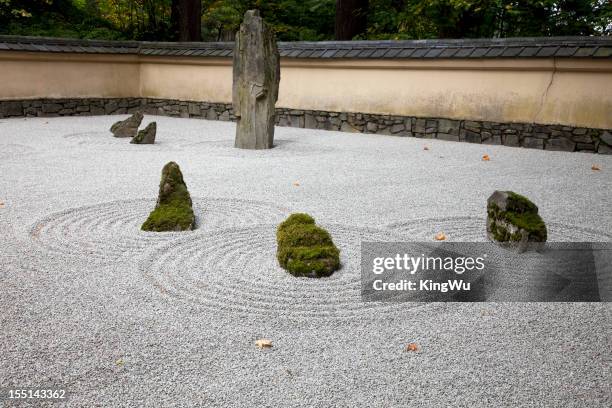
xmin=0 ymin=0 xmax=610 ymax=41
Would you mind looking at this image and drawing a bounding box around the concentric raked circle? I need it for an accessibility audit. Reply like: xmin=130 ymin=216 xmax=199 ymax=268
xmin=64 ymin=131 xmax=126 ymax=146
xmin=29 ymin=198 xmax=290 ymax=263
xmin=0 ymin=143 xmax=36 ymax=160
xmin=63 ymin=132 xmax=176 ymax=151
xmin=387 ymin=216 xmax=612 ymax=242
xmin=139 ymin=225 xmax=426 ymax=319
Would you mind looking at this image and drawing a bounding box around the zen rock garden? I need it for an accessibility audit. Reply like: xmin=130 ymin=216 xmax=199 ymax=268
xmin=122 ymin=10 xmax=552 ymax=277
xmin=2 ymin=9 xmax=610 ymax=408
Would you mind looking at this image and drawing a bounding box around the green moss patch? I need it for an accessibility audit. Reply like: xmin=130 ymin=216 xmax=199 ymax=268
xmin=505 ymin=191 xmax=539 ymax=214
xmin=487 ymin=190 xmax=547 ymax=244
xmin=141 ymin=162 xmax=195 ymax=232
xmin=277 ymin=213 xmax=340 ymax=277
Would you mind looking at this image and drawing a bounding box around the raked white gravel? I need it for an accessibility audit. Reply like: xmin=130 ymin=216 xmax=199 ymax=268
xmin=1 ymin=115 xmax=611 ymax=407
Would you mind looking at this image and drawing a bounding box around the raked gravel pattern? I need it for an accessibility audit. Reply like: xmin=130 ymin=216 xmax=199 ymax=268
xmin=1 ymin=115 xmax=611 ymax=407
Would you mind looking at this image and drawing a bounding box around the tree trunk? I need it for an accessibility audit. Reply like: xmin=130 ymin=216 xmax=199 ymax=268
xmin=171 ymin=0 xmax=202 ymax=41
xmin=334 ymin=0 xmax=368 ymax=40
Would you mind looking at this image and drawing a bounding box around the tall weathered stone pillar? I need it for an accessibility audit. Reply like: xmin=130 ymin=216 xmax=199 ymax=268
xmin=233 ymin=10 xmax=280 ymax=149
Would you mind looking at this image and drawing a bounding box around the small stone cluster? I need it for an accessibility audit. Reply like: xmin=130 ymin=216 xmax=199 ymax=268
xmin=276 ymin=213 xmax=341 ymax=278
xmin=110 ymin=112 xmax=156 ymax=144
xmin=487 ymin=191 xmax=547 ymax=250
xmin=2 ymin=98 xmax=610 ymax=154
xmin=141 ymin=162 xmax=195 ymax=232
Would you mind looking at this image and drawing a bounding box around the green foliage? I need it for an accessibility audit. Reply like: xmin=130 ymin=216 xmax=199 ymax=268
xmin=364 ymin=0 xmax=611 ymax=39
xmin=0 ymin=0 xmax=126 ymax=38
xmin=0 ymin=0 xmax=609 ymax=40
xmin=277 ymin=213 xmax=340 ymax=277
xmin=142 ymin=161 xmax=195 ymax=232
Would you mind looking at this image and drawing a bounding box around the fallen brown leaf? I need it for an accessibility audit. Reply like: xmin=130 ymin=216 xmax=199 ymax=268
xmin=292 ymin=181 xmax=300 ymax=186
xmin=482 ymin=154 xmax=490 ymax=161
xmin=423 ymin=146 xmax=429 ymax=151
xmin=592 ymin=165 xmax=601 ymax=171
xmin=255 ymin=339 xmax=273 ymax=349
xmin=0 ymin=201 xmax=4 ymax=208
xmin=434 ymin=232 xmax=446 ymax=241
xmin=405 ymin=343 xmax=419 ymax=352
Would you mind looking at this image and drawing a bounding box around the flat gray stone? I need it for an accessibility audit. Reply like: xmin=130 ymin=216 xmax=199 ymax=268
xmin=340 ymin=122 xmax=360 ymax=133
xmin=598 ymin=142 xmax=612 ymax=154
xmin=545 ymin=138 xmax=576 ymax=152
xmin=437 ymin=133 xmax=460 ymax=142
xmin=438 ymin=119 xmax=460 ymax=134
xmin=390 ymin=124 xmax=405 ymax=133
xmin=523 ymin=137 xmax=544 ymax=149
xmin=1 ymin=101 xmax=23 ymax=116
xmin=600 ymin=131 xmax=612 ymax=146
xmin=503 ymin=134 xmax=520 ymax=147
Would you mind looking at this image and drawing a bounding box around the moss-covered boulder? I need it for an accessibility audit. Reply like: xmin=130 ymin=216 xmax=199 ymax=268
xmin=131 ymin=122 xmax=156 ymax=144
xmin=277 ymin=213 xmax=340 ymax=277
xmin=487 ymin=191 xmax=547 ymax=249
xmin=141 ymin=162 xmax=195 ymax=232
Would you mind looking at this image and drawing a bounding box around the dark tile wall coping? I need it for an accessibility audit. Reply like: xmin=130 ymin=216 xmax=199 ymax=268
xmin=0 ymin=35 xmax=610 ymax=59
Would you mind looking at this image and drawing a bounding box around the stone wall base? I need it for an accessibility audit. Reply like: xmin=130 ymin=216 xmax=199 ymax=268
xmin=2 ymin=97 xmax=610 ymax=154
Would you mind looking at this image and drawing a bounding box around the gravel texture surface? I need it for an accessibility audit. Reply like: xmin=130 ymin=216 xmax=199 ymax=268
xmin=1 ymin=115 xmax=611 ymax=407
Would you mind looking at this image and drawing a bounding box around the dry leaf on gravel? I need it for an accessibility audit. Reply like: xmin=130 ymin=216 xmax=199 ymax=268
xmin=0 ymin=201 xmax=5 ymax=208
xmin=115 ymin=358 xmax=124 ymax=366
xmin=405 ymin=343 xmax=419 ymax=352
xmin=255 ymin=339 xmax=273 ymax=349
xmin=423 ymin=146 xmax=429 ymax=151
xmin=434 ymin=232 xmax=446 ymax=241
xmin=592 ymin=165 xmax=601 ymax=171
xmin=293 ymin=182 xmax=300 ymax=186
xmin=482 ymin=154 xmax=490 ymax=161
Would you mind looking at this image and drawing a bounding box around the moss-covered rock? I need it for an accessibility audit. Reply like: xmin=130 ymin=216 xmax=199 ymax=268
xmin=487 ymin=191 xmax=547 ymax=249
xmin=141 ymin=162 xmax=195 ymax=232
xmin=276 ymin=213 xmax=340 ymax=277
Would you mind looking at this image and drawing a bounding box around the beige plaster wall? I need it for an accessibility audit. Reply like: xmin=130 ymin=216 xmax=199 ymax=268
xmin=139 ymin=57 xmax=233 ymax=102
xmin=1 ymin=51 xmax=611 ymax=129
xmin=277 ymin=59 xmax=612 ymax=129
xmin=0 ymin=52 xmax=140 ymax=99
